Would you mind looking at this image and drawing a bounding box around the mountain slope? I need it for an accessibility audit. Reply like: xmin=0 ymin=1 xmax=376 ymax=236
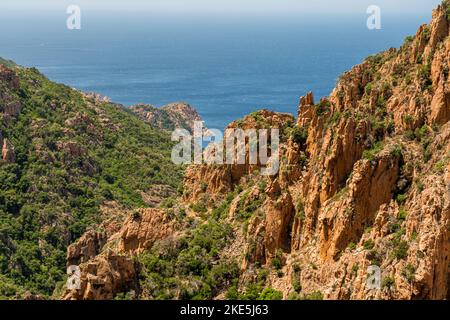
xmin=0 ymin=62 xmax=183 ymax=298
xmin=2 ymin=2 xmax=450 ymax=301
xmin=64 ymin=2 xmax=450 ymax=300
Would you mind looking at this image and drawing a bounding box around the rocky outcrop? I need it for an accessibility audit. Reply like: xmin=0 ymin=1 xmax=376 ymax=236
xmin=318 ymin=148 xmax=401 ymax=261
xmin=131 ymin=102 xmax=202 ymax=133
xmin=119 ymin=208 xmax=177 ymax=254
xmin=62 ymin=207 xmax=178 ymax=300
xmin=430 ymin=78 xmax=450 ymax=125
xmin=67 ymin=230 xmax=108 ymax=266
xmin=183 ymin=110 xmax=295 ymax=203
xmin=1 ymin=101 xmax=22 ymax=117
xmin=429 ymin=35 xmax=450 ymax=125
xmin=2 ymin=138 xmax=15 ymax=163
xmin=63 ymin=252 xmax=138 ymax=300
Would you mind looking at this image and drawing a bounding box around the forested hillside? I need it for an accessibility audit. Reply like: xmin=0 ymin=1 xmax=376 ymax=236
xmin=0 ymin=60 xmax=182 ymax=298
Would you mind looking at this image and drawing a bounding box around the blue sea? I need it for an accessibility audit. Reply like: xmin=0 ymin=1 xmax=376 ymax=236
xmin=0 ymin=10 xmax=436 ymax=129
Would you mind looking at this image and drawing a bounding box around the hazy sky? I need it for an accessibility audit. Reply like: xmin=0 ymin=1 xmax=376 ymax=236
xmin=0 ymin=0 xmax=443 ymax=15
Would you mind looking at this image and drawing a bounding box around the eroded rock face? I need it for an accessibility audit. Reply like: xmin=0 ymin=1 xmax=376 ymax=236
xmin=178 ymin=3 xmax=450 ymax=300
xmin=183 ymin=164 xmax=234 ymax=203
xmin=2 ymin=138 xmax=15 ymax=163
xmin=119 ymin=208 xmax=176 ymax=254
xmin=62 ymin=208 xmax=177 ymax=300
xmin=2 ymin=101 xmax=22 ymax=117
xmin=263 ymin=179 xmax=295 ymax=259
xmin=56 ymin=140 xmax=86 ymax=159
xmin=0 ymin=64 xmax=22 ymax=120
xmin=63 ymin=252 xmax=138 ymax=300
xmin=0 ymin=64 xmax=19 ymax=90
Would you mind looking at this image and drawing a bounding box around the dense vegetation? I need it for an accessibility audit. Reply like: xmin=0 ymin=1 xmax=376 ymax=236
xmin=0 ymin=60 xmax=183 ymax=298
xmin=138 ymin=196 xmax=237 ymax=300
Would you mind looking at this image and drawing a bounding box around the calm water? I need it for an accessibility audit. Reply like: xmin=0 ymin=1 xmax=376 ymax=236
xmin=0 ymin=11 xmax=434 ymax=129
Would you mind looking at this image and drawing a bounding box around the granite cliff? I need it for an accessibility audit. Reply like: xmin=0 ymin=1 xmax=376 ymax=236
xmin=61 ymin=2 xmax=450 ymax=300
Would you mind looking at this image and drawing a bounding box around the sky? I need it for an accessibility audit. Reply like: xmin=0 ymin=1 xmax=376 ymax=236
xmin=0 ymin=0 xmax=443 ymax=15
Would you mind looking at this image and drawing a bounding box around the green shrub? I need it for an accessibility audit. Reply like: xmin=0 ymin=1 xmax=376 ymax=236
xmin=316 ymin=100 xmax=331 ymax=116
xmin=405 ymin=130 xmax=415 ymax=141
xmin=292 ymin=278 xmax=302 ymax=293
xmin=403 ymin=114 xmax=414 ymax=124
xmin=445 ymin=0 xmax=450 ymax=20
xmin=271 ymin=250 xmax=284 ymax=270
xmin=0 ymin=274 xmax=24 ymax=299
xmin=302 ymin=291 xmax=324 ymax=300
xmin=393 ymin=240 xmax=409 ymax=260
xmin=368 ymin=249 xmax=382 ymax=266
xmin=402 ymin=263 xmax=416 ymax=283
xmin=295 ymin=200 xmax=305 ymax=221
xmin=161 ymin=197 xmax=175 ymax=208
xmin=405 ymin=74 xmax=412 ymax=85
xmin=423 ymin=148 xmax=432 ymax=162
xmin=138 ymin=211 xmax=236 ymax=300
xmin=382 ymin=276 xmax=395 ymax=289
xmin=239 ymin=282 xmax=264 ymax=300
xmin=287 ymin=292 xmax=301 ymax=300
xmin=435 ymin=160 xmax=446 ymax=173
xmin=362 ymin=142 xmax=384 ymax=161
xmin=414 ymin=125 xmax=429 ymax=142
xmin=326 ymin=112 xmax=342 ymax=128
xmin=389 ymin=145 xmax=403 ymax=158
xmin=235 ymin=192 xmax=265 ymax=222
xmin=423 ymin=25 xmax=431 ymax=39
xmin=416 ymin=179 xmax=425 ymax=192
xmin=190 ymin=201 xmax=207 ymax=214
xmin=419 ymin=64 xmax=432 ymax=90
xmin=258 ymin=288 xmax=283 ymax=300
xmin=404 ymin=35 xmax=414 ymax=45
xmin=396 ymin=194 xmax=407 ymax=205
xmin=114 ymin=292 xmax=136 ymax=300
xmin=388 ymin=223 xmax=402 ymax=234
xmin=365 ymin=83 xmax=373 ymax=95
xmin=397 ymin=209 xmax=408 ymax=221
xmin=381 ymin=82 xmax=392 ymax=98
xmin=226 ymin=285 xmax=239 ymax=300
xmin=363 ymin=239 xmax=375 ymax=250
xmin=347 ymin=242 xmax=357 ymax=251
xmin=290 ymin=125 xmax=308 ymax=146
